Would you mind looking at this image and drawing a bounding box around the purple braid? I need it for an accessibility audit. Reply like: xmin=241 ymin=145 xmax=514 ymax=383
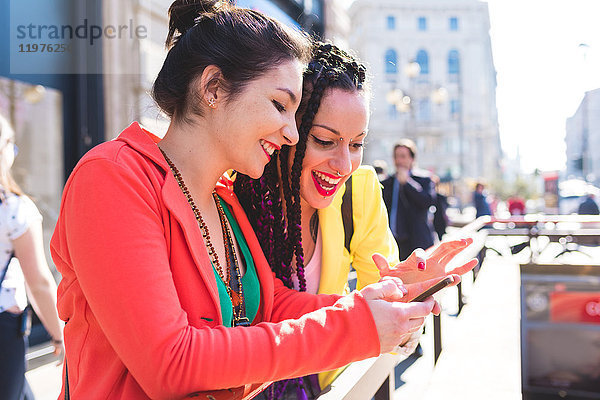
xmin=256 ymin=175 xmax=273 ymax=262
xmin=268 ymin=162 xmax=291 ymax=286
xmin=278 ymin=146 xmax=299 ymax=288
xmin=267 ymin=377 xmax=306 ymax=400
xmin=263 ymin=155 xmax=292 ymax=285
xmin=283 ymin=72 xmax=332 ymax=293
xmin=233 ymin=161 xmax=272 ymax=260
xmin=235 ymin=155 xmax=296 ymax=287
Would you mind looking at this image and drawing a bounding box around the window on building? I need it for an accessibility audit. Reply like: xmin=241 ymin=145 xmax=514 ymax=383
xmin=387 ymin=15 xmax=395 ymax=30
xmin=418 ymin=17 xmax=427 ymax=31
xmin=448 ymin=49 xmax=460 ymax=81
xmin=450 ymin=99 xmax=461 ymax=118
xmin=385 ymin=49 xmax=398 ymax=74
xmin=449 ymin=17 xmax=458 ymax=31
xmin=445 ymin=138 xmax=453 ymax=153
xmin=416 ymin=138 xmax=425 ymax=153
xmin=416 ymin=49 xmax=429 ymax=75
xmin=388 ymin=103 xmax=398 ymax=120
xmin=416 ymin=98 xmax=431 ymax=122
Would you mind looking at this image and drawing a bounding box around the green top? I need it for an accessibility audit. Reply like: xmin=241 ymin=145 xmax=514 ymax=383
xmin=212 ymin=196 xmax=260 ymax=327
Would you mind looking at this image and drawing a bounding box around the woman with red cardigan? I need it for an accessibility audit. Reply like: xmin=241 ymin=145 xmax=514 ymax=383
xmin=51 ymin=1 xmax=443 ymax=398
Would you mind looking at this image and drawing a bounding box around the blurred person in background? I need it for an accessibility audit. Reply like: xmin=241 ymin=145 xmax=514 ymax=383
xmin=473 ymin=182 xmax=492 ymax=218
xmin=0 ymin=114 xmax=64 ymax=400
xmin=578 ymin=193 xmax=599 ymax=215
xmin=382 ymin=139 xmax=436 ymax=259
xmin=507 ymin=195 xmax=526 ymax=216
xmin=381 ymin=140 xmax=440 ymax=361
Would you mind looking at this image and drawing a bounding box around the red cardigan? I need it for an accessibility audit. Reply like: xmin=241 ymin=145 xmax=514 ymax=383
xmin=51 ymin=122 xmax=380 ymax=399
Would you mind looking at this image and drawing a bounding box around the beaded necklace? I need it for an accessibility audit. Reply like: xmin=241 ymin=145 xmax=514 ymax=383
xmin=160 ymin=149 xmax=249 ymax=326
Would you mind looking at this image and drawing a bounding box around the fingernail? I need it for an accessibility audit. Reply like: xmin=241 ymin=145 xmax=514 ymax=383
xmin=418 ymin=261 xmax=425 ymax=270
xmin=401 ymin=286 xmax=408 ymax=296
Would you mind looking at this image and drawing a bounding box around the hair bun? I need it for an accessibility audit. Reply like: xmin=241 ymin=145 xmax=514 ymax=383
xmin=166 ymin=0 xmax=223 ymax=48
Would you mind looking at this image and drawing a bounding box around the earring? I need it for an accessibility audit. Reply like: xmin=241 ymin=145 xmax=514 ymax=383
xmin=207 ymin=98 xmax=216 ymax=108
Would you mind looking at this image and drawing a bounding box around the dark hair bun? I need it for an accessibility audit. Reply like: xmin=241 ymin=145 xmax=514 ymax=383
xmin=166 ymin=0 xmax=225 ymax=48
xmin=153 ymin=0 xmax=309 ymax=120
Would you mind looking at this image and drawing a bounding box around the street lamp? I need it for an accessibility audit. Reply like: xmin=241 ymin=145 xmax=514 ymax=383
xmin=403 ymin=61 xmax=421 ymax=80
xmin=386 ymin=89 xmax=412 ymax=113
xmin=386 ymin=82 xmax=447 ymax=120
xmin=386 ymin=61 xmax=420 ymax=120
xmin=385 ymin=88 xmax=403 ymax=107
xmin=431 ymin=86 xmax=448 ymax=105
xmin=385 ymin=62 xmax=449 ymax=185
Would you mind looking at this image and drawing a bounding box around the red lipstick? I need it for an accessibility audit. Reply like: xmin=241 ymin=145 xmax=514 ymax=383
xmin=311 ymin=171 xmax=340 ymax=197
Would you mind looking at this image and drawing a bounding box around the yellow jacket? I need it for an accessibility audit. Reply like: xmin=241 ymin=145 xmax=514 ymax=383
xmin=317 ymin=165 xmax=400 ymax=388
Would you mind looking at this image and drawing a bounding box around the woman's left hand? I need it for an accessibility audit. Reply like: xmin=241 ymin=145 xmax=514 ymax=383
xmin=373 ymin=238 xmax=478 ymax=285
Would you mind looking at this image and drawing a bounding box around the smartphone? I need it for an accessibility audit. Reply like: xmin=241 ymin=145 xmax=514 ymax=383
xmin=411 ymin=276 xmax=454 ymax=302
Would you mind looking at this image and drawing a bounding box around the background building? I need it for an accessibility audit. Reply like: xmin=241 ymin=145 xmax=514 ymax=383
xmin=323 ymin=0 xmax=351 ymax=49
xmin=565 ymin=88 xmax=600 ymax=186
xmin=349 ymin=0 xmax=501 ymax=196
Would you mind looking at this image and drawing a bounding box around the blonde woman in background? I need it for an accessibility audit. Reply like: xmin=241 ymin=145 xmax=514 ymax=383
xmin=0 ymin=114 xmax=64 ymax=400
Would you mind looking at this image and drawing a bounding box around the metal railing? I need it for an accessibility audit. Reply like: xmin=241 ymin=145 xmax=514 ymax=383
xmin=322 ymin=214 xmax=600 ymax=399
xmin=482 ymin=214 xmax=600 ymax=263
xmin=318 ymin=217 xmax=491 ymax=399
xmin=318 ymin=354 xmax=403 ymax=400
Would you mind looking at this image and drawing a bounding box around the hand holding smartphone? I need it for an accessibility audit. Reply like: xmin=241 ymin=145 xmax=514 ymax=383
xmin=411 ymin=276 xmax=454 ymax=302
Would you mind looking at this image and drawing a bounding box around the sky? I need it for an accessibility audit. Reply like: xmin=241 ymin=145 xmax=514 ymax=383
xmin=482 ymin=0 xmax=600 ymax=173
xmin=344 ymin=0 xmax=600 ymax=173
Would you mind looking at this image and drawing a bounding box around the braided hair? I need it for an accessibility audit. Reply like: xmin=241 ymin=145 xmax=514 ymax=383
xmin=234 ymin=42 xmax=367 ymax=292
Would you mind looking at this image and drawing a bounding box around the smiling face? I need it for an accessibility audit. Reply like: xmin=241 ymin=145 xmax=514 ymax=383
xmin=294 ymin=88 xmax=369 ymax=211
xmin=217 ymin=59 xmax=304 ymax=179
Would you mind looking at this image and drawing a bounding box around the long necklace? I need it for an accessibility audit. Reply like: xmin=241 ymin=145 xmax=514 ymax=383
xmin=160 ymin=149 xmax=248 ymax=326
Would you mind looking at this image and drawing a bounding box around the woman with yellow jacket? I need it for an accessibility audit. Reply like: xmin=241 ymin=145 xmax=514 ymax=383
xmin=234 ymin=42 xmax=477 ymax=399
